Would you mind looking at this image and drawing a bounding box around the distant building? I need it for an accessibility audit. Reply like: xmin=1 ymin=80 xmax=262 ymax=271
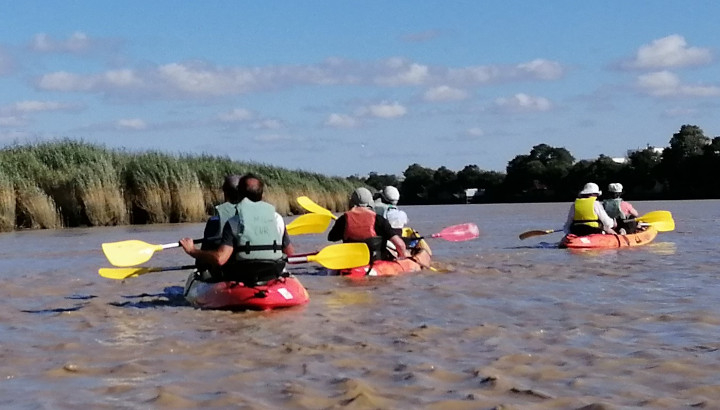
xmin=463 ymin=188 xmax=484 ymax=203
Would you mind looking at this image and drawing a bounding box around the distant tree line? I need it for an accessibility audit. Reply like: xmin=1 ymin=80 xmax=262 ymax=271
xmin=354 ymin=124 xmax=720 ymax=204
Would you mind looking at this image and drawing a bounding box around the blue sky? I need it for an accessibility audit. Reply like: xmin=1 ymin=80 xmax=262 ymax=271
xmin=1 ymin=1 xmax=718 ymax=177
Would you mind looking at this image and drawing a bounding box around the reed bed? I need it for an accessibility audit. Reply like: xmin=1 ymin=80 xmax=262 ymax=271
xmin=0 ymin=140 xmax=358 ymax=231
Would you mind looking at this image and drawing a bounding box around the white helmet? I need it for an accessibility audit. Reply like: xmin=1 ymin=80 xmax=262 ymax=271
xmin=382 ymin=186 xmax=400 ymax=205
xmin=350 ymin=187 xmax=373 ymax=207
xmin=579 ymin=182 xmax=601 ymax=196
xmin=608 ymin=183 xmax=623 ymax=193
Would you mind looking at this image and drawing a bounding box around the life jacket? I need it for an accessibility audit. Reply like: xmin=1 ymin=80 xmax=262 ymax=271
xmin=229 ymin=198 xmax=283 ymax=261
xmin=572 ymin=197 xmax=600 ymax=228
xmin=603 ymin=198 xmax=627 ymax=220
xmin=343 ymin=206 xmax=377 ymax=241
xmin=373 ymin=202 xmax=396 ymax=219
xmin=343 ymin=206 xmax=384 ymax=261
xmin=201 ymin=202 xmax=241 ymax=248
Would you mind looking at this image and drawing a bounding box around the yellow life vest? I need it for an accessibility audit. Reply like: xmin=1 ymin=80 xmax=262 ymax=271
xmin=573 ymin=197 xmax=600 ymax=228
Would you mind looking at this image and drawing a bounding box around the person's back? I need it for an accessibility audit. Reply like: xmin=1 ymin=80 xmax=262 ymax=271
xmin=602 ymin=183 xmax=639 ymax=234
xmin=328 ymin=187 xmax=406 ymax=261
xmin=564 ymin=182 xmax=616 ymax=236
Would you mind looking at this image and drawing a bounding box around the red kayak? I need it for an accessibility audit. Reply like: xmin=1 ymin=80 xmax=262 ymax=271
xmin=559 ymin=226 xmax=658 ymax=249
xmin=184 ymin=273 xmax=309 ymax=310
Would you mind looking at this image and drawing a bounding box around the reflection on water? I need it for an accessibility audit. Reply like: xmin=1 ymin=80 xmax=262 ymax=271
xmin=1 ymin=200 xmax=720 ymax=408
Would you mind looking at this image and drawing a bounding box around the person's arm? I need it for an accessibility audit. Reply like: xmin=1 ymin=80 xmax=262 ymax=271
xmin=180 ymin=239 xmax=233 ymax=266
xmin=623 ymin=201 xmax=639 ymax=218
xmin=375 ymin=215 xmax=407 ymax=256
xmin=275 ymin=213 xmax=295 ymax=256
xmin=327 ymin=214 xmax=347 ymax=242
xmin=594 ymin=202 xmax=617 ymax=234
xmin=180 ymin=221 xmax=235 ymax=265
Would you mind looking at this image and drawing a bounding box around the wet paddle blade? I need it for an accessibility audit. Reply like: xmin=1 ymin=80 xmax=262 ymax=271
xmin=98 ymin=265 xmax=195 ymax=280
xmin=290 ymin=243 xmax=369 ymax=269
xmin=286 ymin=213 xmax=333 ymax=235
xmin=296 ymin=196 xmax=338 ymax=219
xmin=518 ymin=229 xmax=563 ymax=240
xmin=636 ymin=210 xmax=675 ymax=232
xmin=101 ymin=240 xmax=165 ymax=267
xmin=431 ymin=223 xmax=480 ymax=242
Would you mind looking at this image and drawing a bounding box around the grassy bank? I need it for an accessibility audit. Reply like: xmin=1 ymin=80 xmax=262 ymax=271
xmin=0 ymin=140 xmax=355 ymax=232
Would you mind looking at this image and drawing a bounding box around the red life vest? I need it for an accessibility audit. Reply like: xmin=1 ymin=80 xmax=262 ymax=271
xmin=343 ymin=207 xmax=377 ymax=242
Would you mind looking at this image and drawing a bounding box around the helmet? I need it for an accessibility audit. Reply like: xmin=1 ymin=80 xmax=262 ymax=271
xmin=579 ymin=182 xmax=601 ymax=196
xmin=350 ymin=187 xmax=373 ymax=207
xmin=381 ymin=186 xmax=400 ymax=205
xmin=608 ymin=183 xmax=623 ymax=193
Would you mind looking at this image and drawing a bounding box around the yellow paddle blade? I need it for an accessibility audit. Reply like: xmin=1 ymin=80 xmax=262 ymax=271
xmin=296 ymin=196 xmax=337 ymax=219
xmin=98 ymin=266 xmax=159 ymax=280
xmin=98 ymin=265 xmax=195 ymax=280
xmin=306 ymin=243 xmax=369 ymax=269
xmin=286 ymin=213 xmax=333 ymax=235
xmin=101 ymin=240 xmax=165 ymax=267
xmin=637 ymin=210 xmax=675 ymax=232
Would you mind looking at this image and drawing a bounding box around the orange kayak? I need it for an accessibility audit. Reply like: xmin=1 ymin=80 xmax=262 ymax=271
xmin=331 ymin=227 xmax=433 ymax=278
xmin=184 ymin=273 xmax=309 ymax=310
xmin=334 ymin=248 xmax=432 ymax=278
xmin=559 ymin=226 xmax=657 ymax=249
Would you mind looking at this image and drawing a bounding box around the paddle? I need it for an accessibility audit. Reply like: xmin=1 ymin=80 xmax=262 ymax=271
xmin=102 ymin=238 xmax=202 ymax=267
xmin=518 ymin=210 xmax=675 ymax=240
xmin=636 ymin=210 xmax=675 ymax=232
xmin=286 ymin=213 xmax=334 ymax=235
xmin=427 ymin=223 xmax=480 ymax=242
xmin=99 ymin=265 xmax=195 ymax=280
xmin=98 ymin=243 xmax=370 ymax=280
xmin=296 ymin=196 xmax=338 ymax=219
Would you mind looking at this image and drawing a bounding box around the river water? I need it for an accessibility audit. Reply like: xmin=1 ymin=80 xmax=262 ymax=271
xmin=1 ymin=200 xmax=718 ymax=409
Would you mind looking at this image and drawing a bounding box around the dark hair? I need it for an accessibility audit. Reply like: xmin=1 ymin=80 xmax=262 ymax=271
xmin=238 ymin=173 xmax=264 ymax=202
xmin=222 ymin=174 xmax=241 ymax=203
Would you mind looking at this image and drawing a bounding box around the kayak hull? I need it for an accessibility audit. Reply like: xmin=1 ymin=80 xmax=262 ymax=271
xmin=334 ymin=248 xmax=432 ymax=278
xmin=331 ymin=227 xmax=433 ymax=278
xmin=559 ymin=226 xmax=658 ymax=249
xmin=184 ymin=274 xmax=309 ymax=310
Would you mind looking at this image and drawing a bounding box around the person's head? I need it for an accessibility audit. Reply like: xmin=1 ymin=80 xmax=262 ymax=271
xmin=578 ymin=182 xmax=601 ymax=198
xmin=350 ymin=187 xmax=373 ymax=208
xmin=222 ymin=174 xmax=242 ymax=203
xmin=238 ymin=173 xmax=264 ymax=202
xmin=381 ymin=185 xmax=400 ymax=205
xmin=607 ymin=183 xmax=623 ymax=198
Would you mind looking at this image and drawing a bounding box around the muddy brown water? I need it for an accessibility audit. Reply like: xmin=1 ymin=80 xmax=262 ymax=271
xmin=1 ymin=200 xmax=719 ymax=409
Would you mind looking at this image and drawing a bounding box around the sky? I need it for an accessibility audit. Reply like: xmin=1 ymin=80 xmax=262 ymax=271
xmin=1 ymin=1 xmax=719 ymax=177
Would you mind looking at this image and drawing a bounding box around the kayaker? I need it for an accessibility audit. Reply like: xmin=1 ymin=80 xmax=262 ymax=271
xmin=373 ymin=185 xmax=408 ymax=234
xmin=603 ymin=183 xmax=640 ymax=234
xmin=180 ymin=173 xmax=295 ymax=285
xmin=328 ymin=187 xmax=407 ymax=261
xmin=200 ymin=174 xmax=242 ymax=249
xmin=563 ymin=182 xmax=617 ymax=236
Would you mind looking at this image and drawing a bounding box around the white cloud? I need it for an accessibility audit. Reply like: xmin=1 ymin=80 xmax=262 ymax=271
xmin=325 ymin=113 xmax=359 ymax=128
xmin=30 ymin=32 xmax=94 ymax=53
xmin=466 ymin=127 xmax=484 ymax=137
xmin=218 ymin=108 xmax=254 ymax=122
xmin=494 ymin=93 xmax=552 ymax=112
xmin=627 ymin=34 xmax=712 ymax=69
xmin=0 ymin=116 xmax=26 ymax=126
xmin=13 ymin=100 xmax=77 ymax=113
xmin=34 ymin=57 xmax=566 ymax=100
xmin=250 ymin=119 xmax=283 ymax=130
xmin=637 ymin=71 xmax=720 ymax=97
xmin=423 ymin=85 xmax=468 ymax=102
xmin=375 ymin=61 xmax=429 ymax=86
xmin=117 ymin=118 xmax=147 ymax=130
xmin=516 ymin=59 xmax=565 ymax=80
xmin=366 ymin=101 xmax=407 ymax=118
